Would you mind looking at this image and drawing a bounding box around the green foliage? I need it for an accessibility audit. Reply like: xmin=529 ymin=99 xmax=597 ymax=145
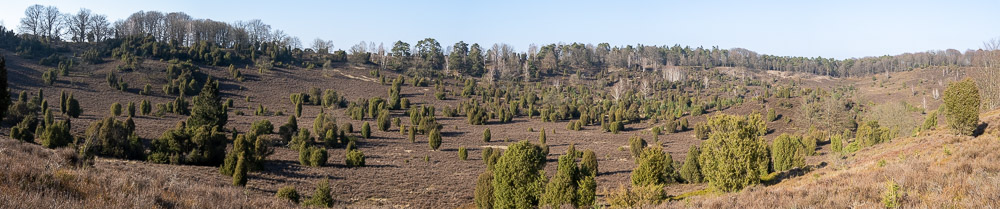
xmin=580 ymin=149 xmax=598 ymax=177
xmin=65 ymin=94 xmax=81 ymax=118
xmin=474 ymin=171 xmax=494 ymax=209
xmin=771 ymin=133 xmax=806 ymax=171
xmin=628 ymin=135 xmax=647 ymax=159
xmin=140 ymin=99 xmax=151 ymax=115
xmin=148 ymin=125 xmax=228 ymax=165
xmin=542 ymin=154 xmax=579 ymax=208
xmin=766 ymin=108 xmax=778 ymax=122
xmin=10 ymin=116 xmax=37 ymax=142
xmin=882 ymin=180 xmax=901 ymax=208
xmin=631 ymin=146 xmax=675 ymax=186
xmin=492 ymin=140 xmax=547 ymax=209
xmin=855 ymin=120 xmax=895 ymax=149
xmin=309 ymin=147 xmax=328 ymax=167
xmin=576 ymin=175 xmax=596 ymax=207
xmin=250 ymin=119 xmax=274 ymax=136
xmin=127 ymin=101 xmax=136 ymax=117
xmin=943 ymin=78 xmax=980 ymax=136
xmin=361 ymin=121 xmax=371 ymax=138
xmin=80 ymin=117 xmax=144 ymax=160
xmin=679 ymin=145 xmax=703 ymax=183
xmin=303 ymin=179 xmax=334 ymax=207
xmin=376 ymin=109 xmax=390 ymax=132
xmin=278 ymin=116 xmax=299 ymax=143
xmin=42 ymin=69 xmax=57 ymax=85
xmin=539 ymin=128 xmax=547 ymax=144
xmin=111 ymin=102 xmax=122 ymax=116
xmin=39 ymin=119 xmax=72 ymax=149
xmin=276 ymin=186 xmax=300 ymax=204
xmin=830 ymin=130 xmax=846 ymax=153
xmin=428 ymin=128 xmax=442 ymax=150
xmin=186 ymin=79 xmax=227 ymax=130
xmin=698 ymin=114 xmax=770 ymax=192
xmin=345 ymin=149 xmax=365 ymax=167
xmin=483 ymin=128 xmax=491 ymax=142
xmin=921 ymin=110 xmax=938 ymax=131
xmin=459 ymin=147 xmax=468 ymax=160
xmin=232 ymin=155 xmax=248 ymax=186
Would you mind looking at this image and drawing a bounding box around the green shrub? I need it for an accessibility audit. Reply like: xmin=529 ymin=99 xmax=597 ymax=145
xmin=542 ymin=154 xmax=579 ymax=208
xmin=361 ymin=122 xmax=371 ymax=138
xmin=766 ymin=108 xmax=777 ymax=122
xmin=140 ymin=100 xmax=151 ymax=115
xmin=111 ymin=102 xmax=123 ymax=116
xmin=278 ymin=116 xmax=298 ymax=143
xmin=10 ymin=116 xmax=37 ymax=142
xmin=921 ymin=110 xmax=938 ymax=131
xmin=428 ymin=128 xmax=442 ymax=150
xmin=408 ymin=126 xmax=416 ymax=142
xmin=303 ymin=179 xmax=333 ymax=207
xmin=856 ymin=120 xmax=894 ymax=148
xmin=943 ymin=78 xmax=980 ymax=136
xmin=232 ymin=155 xmax=248 ymax=186
xmin=830 ymin=130 xmax=845 ymax=153
xmin=186 ymin=79 xmax=227 ymax=130
xmin=377 ymin=110 xmax=390 ymax=132
xmin=492 ymin=140 xmax=546 ymax=209
xmin=459 ymin=147 xmax=468 ymax=160
xmin=771 ymin=133 xmax=806 ymax=171
xmin=66 ymin=94 xmax=82 ymax=118
xmin=250 ymin=119 xmax=274 ymax=136
xmin=694 ymin=123 xmax=709 ymax=140
xmin=148 ymin=125 xmax=228 ymax=165
xmin=882 ymin=180 xmax=901 ymax=208
xmin=276 ymin=186 xmax=300 ymax=204
xmin=345 ymin=149 xmax=365 ymax=167
xmin=80 ymin=117 xmax=144 ymax=160
xmin=483 ymin=128 xmax=491 ymax=142
xmin=309 ymin=147 xmax=328 ymax=167
xmin=474 ymin=171 xmax=494 ymax=209
xmin=580 ymin=149 xmax=598 ymax=177
xmin=631 ymin=146 xmax=674 ymax=186
xmin=698 ymin=113 xmax=769 ymax=192
xmin=538 ymin=128 xmax=547 ymax=144
xmin=42 ymin=69 xmax=57 ymax=85
xmin=126 ymin=101 xmax=136 ymax=117
xmin=679 ymin=145 xmax=702 ymax=183
xmin=39 ymin=119 xmax=72 ymax=149
xmin=628 ymin=135 xmax=647 ymax=159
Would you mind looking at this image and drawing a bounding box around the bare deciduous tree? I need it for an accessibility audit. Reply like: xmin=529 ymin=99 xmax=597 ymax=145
xmin=312 ymin=38 xmax=334 ymax=54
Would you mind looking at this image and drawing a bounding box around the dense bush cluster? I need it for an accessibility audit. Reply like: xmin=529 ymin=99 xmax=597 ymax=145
xmin=943 ymin=78 xmax=980 ymax=136
xmin=631 ymin=146 xmax=675 ymax=187
xmin=148 ymin=124 xmax=228 ymax=165
xmin=770 ymin=133 xmax=806 ymax=171
xmin=79 ymin=117 xmax=144 ymax=160
xmin=698 ymin=113 xmax=770 ymax=192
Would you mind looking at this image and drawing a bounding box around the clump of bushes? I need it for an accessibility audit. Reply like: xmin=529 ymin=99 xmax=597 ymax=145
xmin=631 ymin=146 xmax=675 ymax=187
xmin=679 ymin=145 xmax=702 ymax=183
xmin=628 ymin=135 xmax=647 ymax=159
xmin=345 ymin=149 xmax=365 ymax=167
xmin=943 ymin=78 xmax=980 ymax=136
xmin=79 ymin=117 xmax=144 ymax=160
xmin=770 ymin=133 xmax=806 ymax=171
xmin=147 ymin=124 xmax=228 ymax=165
xmin=303 ymin=179 xmax=333 ymax=207
xmin=491 ymin=140 xmax=547 ymax=208
xmin=698 ymin=113 xmax=769 ymax=192
xmin=276 ymin=186 xmax=300 ymax=204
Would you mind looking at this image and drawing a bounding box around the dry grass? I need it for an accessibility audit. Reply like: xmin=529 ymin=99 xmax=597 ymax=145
xmin=658 ymin=110 xmax=1000 ymax=208
xmin=0 ymin=138 xmax=291 ymax=208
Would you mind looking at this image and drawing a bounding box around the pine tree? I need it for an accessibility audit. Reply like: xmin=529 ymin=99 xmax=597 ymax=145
xmin=187 ymin=78 xmax=227 ymax=130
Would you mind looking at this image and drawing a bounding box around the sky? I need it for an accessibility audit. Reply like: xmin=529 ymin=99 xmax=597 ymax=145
xmin=1 ymin=0 xmax=999 ymax=59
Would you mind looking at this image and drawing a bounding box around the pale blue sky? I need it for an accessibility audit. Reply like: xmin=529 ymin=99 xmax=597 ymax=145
xmin=2 ymin=0 xmax=998 ymax=59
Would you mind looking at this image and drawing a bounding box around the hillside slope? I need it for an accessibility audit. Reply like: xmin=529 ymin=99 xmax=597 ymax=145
xmin=662 ymin=110 xmax=1000 ymax=208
